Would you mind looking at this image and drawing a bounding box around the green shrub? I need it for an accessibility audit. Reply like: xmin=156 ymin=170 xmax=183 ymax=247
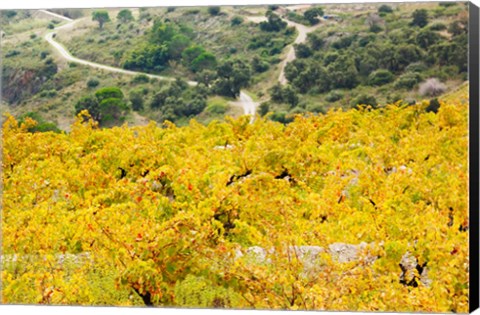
xmin=207 ymin=6 xmax=221 ymax=16
xmin=368 ymin=69 xmax=394 ymax=86
xmin=19 ymin=112 xmax=60 ymax=133
xmin=270 ymin=111 xmax=294 ymax=124
xmin=129 ymin=90 xmax=145 ymax=111
xmin=429 ymin=22 xmax=447 ymax=31
xmin=307 ymin=103 xmax=326 ymax=114
xmin=394 ymin=72 xmax=423 ymax=90
xmin=325 ymin=90 xmax=344 ymax=102
xmin=87 ymin=78 xmax=100 ymax=88
xmin=40 ymin=50 xmax=50 ymax=59
xmin=132 ymin=74 xmax=150 ymax=84
xmin=231 ymin=16 xmax=243 ymax=26
xmin=351 ymin=94 xmax=378 ymax=109
xmin=378 ymin=4 xmax=393 ymax=13
xmin=258 ymin=102 xmax=270 ymax=116
xmin=5 ymin=50 xmax=20 ymax=58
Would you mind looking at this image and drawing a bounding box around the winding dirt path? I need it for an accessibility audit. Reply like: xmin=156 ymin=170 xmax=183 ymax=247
xmin=40 ymin=9 xmax=261 ymax=121
xmin=43 ymin=12 xmax=196 ymax=86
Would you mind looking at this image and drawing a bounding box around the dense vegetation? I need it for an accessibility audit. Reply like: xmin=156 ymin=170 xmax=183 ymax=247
xmin=2 ymin=98 xmax=469 ymax=311
xmin=264 ymin=2 xmax=468 ymax=118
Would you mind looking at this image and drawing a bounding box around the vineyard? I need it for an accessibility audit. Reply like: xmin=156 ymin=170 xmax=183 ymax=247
xmin=1 ymin=99 xmax=469 ymax=312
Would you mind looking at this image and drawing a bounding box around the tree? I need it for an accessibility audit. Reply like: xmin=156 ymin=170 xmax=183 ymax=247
xmin=259 ymin=12 xmax=287 ymax=32
xmin=295 ymin=43 xmax=312 ymax=58
xmin=282 ymin=85 xmax=299 ymax=108
xmin=303 ymin=7 xmax=324 ymax=25
xmin=150 ymin=20 xmax=177 ymax=44
xmin=416 ymin=29 xmax=440 ymax=49
xmin=95 ymin=87 xmax=124 ymax=102
xmin=92 ymin=10 xmax=110 ymax=29
xmin=213 ymin=60 xmax=251 ymax=98
xmin=167 ymin=34 xmax=191 ymax=60
xmin=195 ymin=69 xmax=217 ymax=87
xmin=411 ymin=9 xmax=429 ymax=28
xmin=269 ymin=84 xmax=284 ymax=103
xmin=251 ymin=56 xmax=269 ymax=73
xmin=75 ymin=95 xmax=101 ymax=121
xmin=75 ymin=87 xmax=128 ymax=125
xmin=117 ymin=9 xmax=134 ymax=23
xmin=182 ymin=46 xmax=206 ymax=65
xmin=190 ymin=52 xmax=217 ymax=73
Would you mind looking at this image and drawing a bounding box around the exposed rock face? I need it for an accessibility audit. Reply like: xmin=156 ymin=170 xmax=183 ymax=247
xmin=399 ymin=252 xmax=431 ymax=287
xmin=235 ymin=243 xmax=430 ymax=287
xmin=2 ymin=243 xmax=431 ymax=288
xmin=328 ymin=242 xmax=368 ymax=263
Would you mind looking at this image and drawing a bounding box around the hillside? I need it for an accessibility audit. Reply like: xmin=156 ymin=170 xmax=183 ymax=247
xmin=1 ymin=2 xmax=469 ymax=131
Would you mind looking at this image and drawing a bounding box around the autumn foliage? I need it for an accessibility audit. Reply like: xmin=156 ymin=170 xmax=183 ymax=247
xmin=1 ymin=100 xmax=469 ymax=312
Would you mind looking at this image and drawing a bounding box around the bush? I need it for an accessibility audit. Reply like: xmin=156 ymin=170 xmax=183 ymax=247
xmin=30 ymin=34 xmax=37 ymax=39
xmin=351 ymin=94 xmax=378 ymax=109
xmin=429 ymin=22 xmax=447 ymax=31
xmin=132 ymin=74 xmax=150 ymax=84
xmin=270 ymin=111 xmax=294 ymax=124
xmin=418 ymin=78 xmax=447 ymax=97
xmin=207 ymin=6 xmax=221 ymax=16
xmin=231 ymin=16 xmax=243 ymax=26
xmin=167 ymin=7 xmax=175 ymax=13
xmin=368 ymin=69 xmax=394 ymax=86
xmin=258 ymin=102 xmax=270 ymax=116
xmin=405 ymin=62 xmax=427 ymax=73
xmin=394 ymin=72 xmax=423 ymax=90
xmin=47 ymin=23 xmax=55 ymax=29
xmin=252 ymin=57 xmax=269 ymax=73
xmin=19 ymin=112 xmax=60 ymax=133
xmin=5 ymin=50 xmax=20 ymax=58
xmin=295 ymin=43 xmax=312 ymax=58
xmin=369 ymin=24 xmax=383 ymax=33
xmin=378 ymin=4 xmax=393 ymax=13
xmin=325 ymin=91 xmax=343 ymax=102
xmin=304 ymin=7 xmax=324 ymax=25
xmin=306 ymin=103 xmax=326 ymax=114
xmin=129 ymin=90 xmax=145 ymax=111
xmin=40 ymin=50 xmax=50 ymax=59
xmin=39 ymin=90 xmax=57 ymax=98
xmin=411 ymin=9 xmax=429 ymax=28
xmin=87 ymin=78 xmax=100 ymax=88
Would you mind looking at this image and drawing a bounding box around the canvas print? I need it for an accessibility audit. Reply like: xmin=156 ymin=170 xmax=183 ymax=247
xmin=0 ymin=1 xmax=478 ymax=312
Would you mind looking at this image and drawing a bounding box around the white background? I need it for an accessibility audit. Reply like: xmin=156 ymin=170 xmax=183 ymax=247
xmin=1 ymin=0 xmax=479 ymax=314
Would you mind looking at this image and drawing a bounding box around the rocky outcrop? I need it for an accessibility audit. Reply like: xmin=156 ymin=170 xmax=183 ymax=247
xmin=235 ymin=243 xmax=430 ymax=287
